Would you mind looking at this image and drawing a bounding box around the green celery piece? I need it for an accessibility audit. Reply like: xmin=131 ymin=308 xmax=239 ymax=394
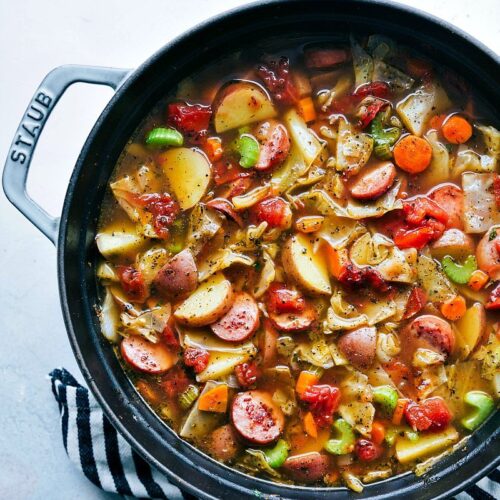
xmin=370 ymin=113 xmax=401 ymax=160
xmin=442 ymin=255 xmax=477 ymax=284
xmin=324 ymin=418 xmax=355 ymax=455
xmin=373 ymin=385 xmax=399 ymax=415
xmin=263 ymin=439 xmax=289 ymax=468
xmin=461 ymin=391 xmax=495 ymax=431
xmin=237 ymin=134 xmax=260 ymax=168
xmin=146 ymin=127 xmax=183 ymax=147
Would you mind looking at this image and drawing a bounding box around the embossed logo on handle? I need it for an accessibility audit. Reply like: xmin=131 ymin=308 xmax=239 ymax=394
xmin=10 ymin=91 xmax=52 ymax=165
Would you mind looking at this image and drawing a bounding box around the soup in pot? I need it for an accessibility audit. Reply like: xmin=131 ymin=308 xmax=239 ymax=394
xmin=95 ymin=34 xmax=499 ymax=490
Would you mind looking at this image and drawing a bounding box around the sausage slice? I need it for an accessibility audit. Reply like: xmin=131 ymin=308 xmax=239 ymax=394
xmin=231 ymin=390 xmax=284 ymax=444
xmin=428 ymin=184 xmax=464 ymax=229
xmin=269 ymin=304 xmax=316 ymax=332
xmin=349 ymin=162 xmax=396 ymax=200
xmin=153 ymin=249 xmax=198 ymax=297
xmin=211 ymin=292 xmax=260 ymax=342
xmin=337 ymin=327 xmax=377 ymax=369
xmin=405 ymin=315 xmax=455 ymax=357
xmin=121 ymin=335 xmax=176 ymax=374
xmin=282 ymin=452 xmax=330 ymax=483
xmin=254 ymin=120 xmax=290 ymax=171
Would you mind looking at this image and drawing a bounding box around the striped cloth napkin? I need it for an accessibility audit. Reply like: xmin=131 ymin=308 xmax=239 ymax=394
xmin=49 ymin=368 xmax=498 ymax=499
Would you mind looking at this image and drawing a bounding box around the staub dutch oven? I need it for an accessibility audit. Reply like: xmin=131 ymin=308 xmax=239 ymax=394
xmin=3 ymin=1 xmax=499 ymax=498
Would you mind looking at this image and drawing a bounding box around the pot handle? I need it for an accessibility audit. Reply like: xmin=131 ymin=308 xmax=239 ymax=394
xmin=2 ymin=65 xmax=131 ymax=245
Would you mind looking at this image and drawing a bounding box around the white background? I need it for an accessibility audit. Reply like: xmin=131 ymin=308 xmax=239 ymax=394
xmin=0 ymin=1 xmax=498 ymax=498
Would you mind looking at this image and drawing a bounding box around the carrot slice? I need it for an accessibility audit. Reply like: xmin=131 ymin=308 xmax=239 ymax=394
xmin=297 ymin=96 xmax=317 ymax=123
xmin=468 ymin=270 xmax=489 ymax=291
xmin=198 ymin=384 xmax=228 ymax=412
xmin=442 ymin=115 xmax=472 ymax=144
xmin=393 ymin=135 xmax=432 ymax=174
xmin=371 ymin=421 xmax=386 ymax=445
xmin=303 ymin=411 xmax=318 ymax=438
xmin=325 ymin=245 xmax=349 ymax=279
xmin=296 ymin=371 xmax=319 ymax=396
xmin=441 ymin=295 xmax=466 ymax=321
xmin=205 ymin=137 xmax=223 ymax=162
xmin=392 ymin=398 xmax=409 ymax=425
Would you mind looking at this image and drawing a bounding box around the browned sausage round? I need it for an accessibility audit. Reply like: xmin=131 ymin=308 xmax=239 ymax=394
xmin=269 ymin=304 xmax=316 ymax=332
xmin=209 ymin=424 xmax=241 ymax=462
xmin=337 ymin=326 xmax=376 ymax=369
xmin=304 ymin=48 xmax=350 ymax=69
xmin=206 ymin=198 xmax=244 ymax=227
xmin=282 ymin=452 xmax=330 ymax=483
xmin=153 ymin=249 xmax=198 ymax=297
xmin=210 ymin=292 xmax=260 ymax=342
xmin=121 ymin=335 xmax=176 ymax=374
xmin=349 ymin=162 xmax=396 ymax=200
xmin=405 ymin=315 xmax=455 ymax=357
xmin=476 ymin=226 xmax=500 ymax=280
xmin=231 ymin=390 xmax=284 ymax=445
xmin=428 ymin=184 xmax=464 ymax=229
xmin=254 ymin=120 xmax=290 ymax=171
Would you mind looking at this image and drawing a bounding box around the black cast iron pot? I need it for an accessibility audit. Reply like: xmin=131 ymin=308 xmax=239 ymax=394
xmin=3 ymin=1 xmax=499 ymax=498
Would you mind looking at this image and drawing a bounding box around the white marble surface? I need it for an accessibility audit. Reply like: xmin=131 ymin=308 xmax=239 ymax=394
xmin=0 ymin=1 xmax=498 ymax=498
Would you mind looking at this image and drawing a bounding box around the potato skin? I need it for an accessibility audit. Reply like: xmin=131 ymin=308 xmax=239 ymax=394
xmin=430 ymin=229 xmax=475 ymax=260
xmin=282 ymin=452 xmax=330 ymax=483
xmin=338 ymin=327 xmax=377 ymax=369
xmin=153 ymin=249 xmax=198 ymax=298
xmin=209 ymin=424 xmax=241 ymax=462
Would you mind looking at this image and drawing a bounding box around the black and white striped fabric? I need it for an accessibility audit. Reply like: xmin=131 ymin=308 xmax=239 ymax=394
xmin=49 ymin=368 xmax=498 ymax=499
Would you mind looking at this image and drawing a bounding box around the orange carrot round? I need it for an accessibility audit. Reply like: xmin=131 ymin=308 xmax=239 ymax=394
xmin=429 ymin=114 xmax=446 ymax=131
xmin=440 ymin=295 xmax=466 ymax=321
xmin=442 ymin=115 xmax=472 ymax=144
xmin=393 ymin=135 xmax=432 ymax=174
xmin=371 ymin=421 xmax=386 ymax=445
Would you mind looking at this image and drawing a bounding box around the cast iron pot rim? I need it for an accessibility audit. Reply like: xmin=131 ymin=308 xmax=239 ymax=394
xmin=56 ymin=0 xmax=500 ymax=498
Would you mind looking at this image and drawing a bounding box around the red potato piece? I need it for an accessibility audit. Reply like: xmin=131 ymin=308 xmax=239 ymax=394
xmin=254 ymin=120 xmax=291 ymax=171
xmin=206 ymin=198 xmax=244 ymax=227
xmin=121 ymin=335 xmax=176 ymax=374
xmin=428 ymin=184 xmax=464 ymax=229
xmin=304 ymin=47 xmax=350 ymax=69
xmin=269 ymin=304 xmax=316 ymax=332
xmin=405 ymin=315 xmax=455 ymax=358
xmin=349 ymin=162 xmax=396 ymax=200
xmin=210 ymin=424 xmax=241 ymax=462
xmin=430 ymin=228 xmax=476 ymax=260
xmin=337 ymin=327 xmax=377 ymax=369
xmin=282 ymin=452 xmax=330 ymax=483
xmin=476 ymin=226 xmax=500 ymax=280
xmin=231 ymin=390 xmax=285 ymax=445
xmin=210 ymin=292 xmax=260 ymax=342
xmin=260 ymin=318 xmax=279 ymax=367
xmin=153 ymin=249 xmax=197 ymax=297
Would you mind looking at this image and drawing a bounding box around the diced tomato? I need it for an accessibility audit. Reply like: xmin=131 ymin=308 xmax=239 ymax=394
xmin=403 ymin=197 xmax=449 ymax=226
xmin=251 ymin=197 xmax=292 ymax=229
xmin=352 ymin=81 xmax=390 ymax=99
xmin=404 ymin=397 xmax=452 ymax=431
xmin=423 ymin=397 xmax=453 ymax=430
xmin=267 ymin=282 xmax=305 ymax=314
xmin=167 ymin=102 xmax=212 ymax=141
xmin=183 ymin=347 xmax=210 ymax=374
xmin=300 ymin=384 xmax=341 ymax=428
xmin=161 ymin=324 xmax=180 ymax=349
xmin=257 ymin=56 xmax=299 ymax=105
xmin=357 ymin=96 xmax=389 ymax=129
xmin=494 ymin=174 xmax=500 ymax=209
xmin=355 ymin=438 xmax=383 ymax=462
xmin=137 ymin=193 xmax=180 ymax=239
xmin=403 ymin=287 xmax=428 ymax=319
xmin=234 ymin=361 xmax=259 ymax=388
xmin=116 ymin=266 xmax=147 ymax=303
xmin=394 ymin=226 xmax=435 ymax=250
xmin=486 ymin=283 xmax=500 ymax=310
xmin=213 ymin=159 xmax=251 ymax=186
xmin=338 ymin=264 xmax=390 ymax=293
xmin=160 ymin=366 xmax=191 ymax=399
